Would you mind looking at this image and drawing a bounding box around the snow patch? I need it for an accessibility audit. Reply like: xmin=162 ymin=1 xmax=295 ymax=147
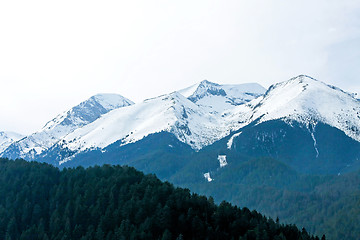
xmin=218 ymin=155 xmax=228 ymax=167
xmin=227 ymin=132 xmax=242 ymax=149
xmin=59 ymin=156 xmax=73 ymax=165
xmin=310 ymin=132 xmax=319 ymax=158
xmin=203 ymin=172 xmax=213 ymax=182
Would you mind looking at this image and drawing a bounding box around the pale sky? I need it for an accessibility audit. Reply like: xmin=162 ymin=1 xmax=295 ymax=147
xmin=1 ymin=0 xmax=360 ymax=135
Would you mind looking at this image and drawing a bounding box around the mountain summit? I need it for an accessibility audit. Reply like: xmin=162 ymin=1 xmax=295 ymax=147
xmin=179 ymin=80 xmax=266 ymax=113
xmin=245 ymin=75 xmax=360 ymax=142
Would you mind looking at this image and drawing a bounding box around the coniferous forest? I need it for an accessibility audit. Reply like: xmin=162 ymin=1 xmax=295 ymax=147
xmin=0 ymin=158 xmax=321 ymax=240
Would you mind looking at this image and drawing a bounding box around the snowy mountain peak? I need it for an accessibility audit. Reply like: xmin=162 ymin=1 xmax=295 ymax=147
xmin=289 ymin=74 xmax=318 ymax=81
xmin=0 ymin=131 xmax=24 ymax=153
xmin=265 ymin=74 xmax=318 ymax=95
xmin=1 ymin=93 xmax=134 ymax=160
xmin=200 ymin=79 xmax=219 ymax=85
xmin=249 ymin=75 xmax=360 ymax=142
xmin=187 ymin=80 xmax=226 ymax=103
xmin=91 ymin=93 xmax=135 ymax=111
xmin=178 ymin=80 xmax=265 ymax=114
xmin=43 ymin=93 xmax=134 ymax=131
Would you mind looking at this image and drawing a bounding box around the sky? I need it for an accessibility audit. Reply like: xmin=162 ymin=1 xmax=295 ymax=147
xmin=1 ymin=0 xmax=360 ymax=135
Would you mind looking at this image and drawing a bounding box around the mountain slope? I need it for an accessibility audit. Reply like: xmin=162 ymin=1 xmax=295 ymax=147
xmin=1 ymin=94 xmax=134 ymax=160
xmin=58 ymin=92 xmax=230 ymax=155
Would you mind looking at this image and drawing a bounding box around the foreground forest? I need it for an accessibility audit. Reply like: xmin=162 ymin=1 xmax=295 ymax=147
xmin=0 ymin=158 xmax=321 ymax=240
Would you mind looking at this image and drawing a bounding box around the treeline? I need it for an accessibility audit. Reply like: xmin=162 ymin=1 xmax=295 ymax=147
xmin=0 ymin=158 xmax=320 ymax=240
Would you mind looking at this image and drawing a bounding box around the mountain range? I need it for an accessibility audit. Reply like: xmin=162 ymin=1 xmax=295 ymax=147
xmin=2 ymin=75 xmax=360 ymax=239
xmin=2 ymin=75 xmax=359 ymax=174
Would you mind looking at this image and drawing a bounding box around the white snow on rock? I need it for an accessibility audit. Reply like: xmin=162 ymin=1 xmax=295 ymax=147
xmin=204 ymin=172 xmax=213 ymax=182
xmin=0 ymin=131 xmax=24 ymax=153
xmin=227 ymin=132 xmax=242 ymax=149
xmin=218 ymin=155 xmax=228 ymax=167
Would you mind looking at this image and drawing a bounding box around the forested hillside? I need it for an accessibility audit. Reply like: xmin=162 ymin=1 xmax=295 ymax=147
xmin=176 ymin=157 xmax=360 ymax=240
xmin=0 ymin=158 xmax=320 ymax=240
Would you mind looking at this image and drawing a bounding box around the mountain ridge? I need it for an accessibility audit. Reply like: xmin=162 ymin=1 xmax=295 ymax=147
xmin=1 ymin=75 xmax=360 ymax=169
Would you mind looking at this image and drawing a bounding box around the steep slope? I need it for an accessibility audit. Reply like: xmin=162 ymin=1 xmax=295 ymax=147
xmin=179 ymin=80 xmax=265 ymax=113
xmin=247 ymin=75 xmax=360 ymax=141
xmin=0 ymin=131 xmax=24 ymax=153
xmin=1 ymin=94 xmax=134 ymax=160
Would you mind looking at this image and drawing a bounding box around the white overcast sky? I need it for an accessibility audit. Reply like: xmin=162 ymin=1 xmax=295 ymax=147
xmin=1 ymin=0 xmax=360 ymax=134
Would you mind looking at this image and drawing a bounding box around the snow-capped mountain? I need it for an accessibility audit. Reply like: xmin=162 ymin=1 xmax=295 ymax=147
xmin=220 ymin=75 xmax=360 ymax=174
xmin=1 ymin=94 xmax=134 ymax=160
xmin=1 ymin=75 xmax=360 ymax=173
xmin=0 ymin=80 xmax=266 ymax=165
xmin=230 ymin=75 xmax=360 ymax=142
xmin=58 ymin=81 xmax=266 ymax=154
xmin=0 ymin=131 xmax=24 ymax=153
xmin=179 ymin=80 xmax=265 ymax=113
xmin=59 ymin=92 xmax=230 ymax=153
xmin=33 ymin=81 xmax=265 ymax=164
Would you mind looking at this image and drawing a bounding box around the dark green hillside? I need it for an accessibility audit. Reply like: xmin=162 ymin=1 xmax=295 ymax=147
xmin=43 ymin=132 xmax=195 ymax=180
xmin=179 ymin=158 xmax=360 ymax=240
xmin=0 ymin=158 xmax=318 ymax=240
xmin=225 ymin=120 xmax=360 ymax=175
